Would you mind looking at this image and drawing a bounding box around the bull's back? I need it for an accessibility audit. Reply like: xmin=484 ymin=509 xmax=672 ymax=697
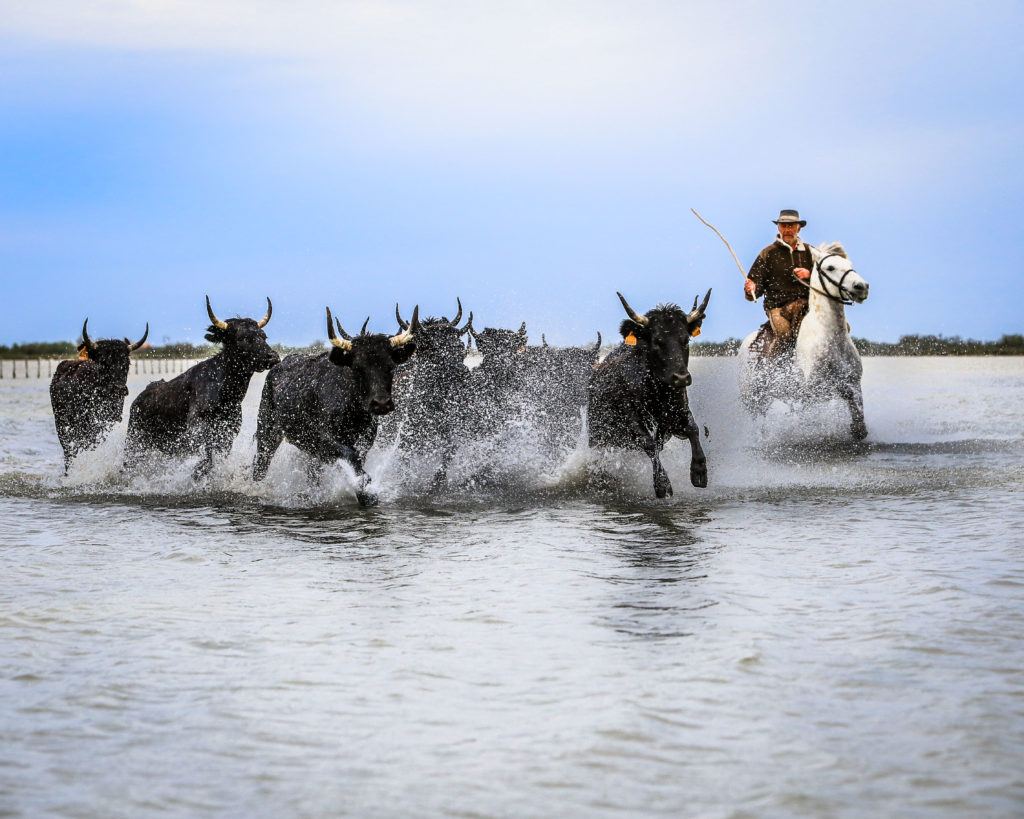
xmin=263 ymin=354 xmax=332 ymax=418
xmin=587 ymin=356 xmax=646 ymax=449
xmin=49 ymin=360 xmax=85 ymax=413
xmin=50 ymin=360 xmax=124 ymax=422
xmin=128 ymin=376 xmax=191 ymax=438
xmin=263 ymin=354 xmax=368 ymax=453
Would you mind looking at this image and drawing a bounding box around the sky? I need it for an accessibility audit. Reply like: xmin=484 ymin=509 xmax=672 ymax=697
xmin=1 ymin=0 xmax=1022 ymax=346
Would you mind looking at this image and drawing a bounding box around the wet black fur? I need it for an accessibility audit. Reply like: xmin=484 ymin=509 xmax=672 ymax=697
xmin=253 ymin=334 xmax=415 ymax=506
xmin=124 ymin=317 xmax=280 ymax=480
xmin=381 ymin=315 xmax=472 ymax=486
xmin=50 ymin=336 xmax=137 ymax=472
xmin=588 ymin=299 xmax=710 ymax=498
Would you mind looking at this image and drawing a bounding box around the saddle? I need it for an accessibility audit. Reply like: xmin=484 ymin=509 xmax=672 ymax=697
xmin=751 ymin=321 xmax=796 ymax=366
xmin=751 ymin=299 xmax=808 ymax=365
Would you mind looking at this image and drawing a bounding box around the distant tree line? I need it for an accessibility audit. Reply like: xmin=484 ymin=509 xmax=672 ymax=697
xmin=2 ymin=334 xmax=1023 ymax=359
xmin=852 ymin=334 xmax=1024 ymax=356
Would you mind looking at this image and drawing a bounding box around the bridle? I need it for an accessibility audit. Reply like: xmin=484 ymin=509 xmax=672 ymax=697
xmin=793 ymin=254 xmax=857 ymax=305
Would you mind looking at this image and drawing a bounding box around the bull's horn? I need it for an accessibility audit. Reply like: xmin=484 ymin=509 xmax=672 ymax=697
xmin=686 ymin=288 xmax=712 ymax=325
xmin=542 ymin=333 xmax=548 ymax=347
xmin=389 ymin=305 xmax=419 ymax=348
xmin=333 ymin=315 xmax=352 ymax=340
xmin=359 ymin=317 xmax=370 ymax=337
xmin=81 ymin=318 xmax=95 ymax=351
xmin=130 ymin=323 xmax=149 ymax=351
xmin=450 ymin=297 xmax=463 ymax=327
xmin=593 ymin=331 xmax=602 ymax=351
xmin=257 ymin=297 xmax=273 ymax=328
xmin=326 ymin=307 xmax=352 ymax=351
xmin=617 ymin=292 xmax=649 ymax=326
xmin=459 ymin=311 xmax=474 ymax=336
xmin=518 ymin=322 xmax=527 ymax=337
xmin=206 ymin=296 xmax=228 ymax=330
xmin=466 ymin=314 xmax=482 ymax=343
xmin=395 ymin=303 xmax=409 ymax=331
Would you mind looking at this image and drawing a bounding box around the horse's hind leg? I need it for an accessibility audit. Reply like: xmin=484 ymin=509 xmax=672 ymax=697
xmin=838 ymin=381 xmax=868 ymax=440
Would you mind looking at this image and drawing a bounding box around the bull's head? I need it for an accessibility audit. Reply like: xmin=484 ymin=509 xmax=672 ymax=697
xmin=204 ymin=296 xmax=280 ymax=371
xmin=326 ymin=306 xmax=419 ymax=415
xmin=468 ymin=317 xmax=528 ymax=363
xmin=617 ymin=289 xmax=711 ymax=390
xmin=396 ymin=298 xmax=472 ymax=367
xmin=77 ymin=318 xmax=149 ymax=383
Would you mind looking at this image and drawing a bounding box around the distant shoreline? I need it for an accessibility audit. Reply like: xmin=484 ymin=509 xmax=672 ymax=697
xmin=688 ymin=334 xmax=1024 ymax=357
xmin=2 ymin=333 xmax=1023 ymax=359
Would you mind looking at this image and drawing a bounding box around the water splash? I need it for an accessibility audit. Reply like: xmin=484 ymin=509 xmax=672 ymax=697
xmin=3 ymin=358 xmax=1023 ymax=506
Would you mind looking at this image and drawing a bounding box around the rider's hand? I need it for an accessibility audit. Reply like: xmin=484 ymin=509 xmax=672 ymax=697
xmin=744 ymin=278 xmax=757 ymax=300
xmin=794 ymin=267 xmax=811 ymax=280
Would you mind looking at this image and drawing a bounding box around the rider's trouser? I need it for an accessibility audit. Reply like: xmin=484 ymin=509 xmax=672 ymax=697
xmin=766 ymin=299 xmax=808 ymax=340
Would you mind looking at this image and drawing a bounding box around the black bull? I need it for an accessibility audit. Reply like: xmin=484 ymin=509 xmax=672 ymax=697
xmin=49 ymin=318 xmax=148 ymax=472
xmin=587 ymin=290 xmax=711 ymax=498
xmin=124 ymin=297 xmax=278 ymax=479
xmin=252 ymin=306 xmax=419 ymax=507
xmin=379 ymin=301 xmax=472 ymax=484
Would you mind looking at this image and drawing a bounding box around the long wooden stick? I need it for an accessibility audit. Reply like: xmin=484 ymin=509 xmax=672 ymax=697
xmin=691 ymin=208 xmax=748 ymax=281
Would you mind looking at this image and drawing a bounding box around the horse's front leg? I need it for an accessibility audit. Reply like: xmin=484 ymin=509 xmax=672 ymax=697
xmin=680 ymin=410 xmax=708 ymax=488
xmin=837 ymin=380 xmax=868 ymax=441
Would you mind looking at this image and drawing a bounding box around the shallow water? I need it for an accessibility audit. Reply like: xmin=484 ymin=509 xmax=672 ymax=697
xmin=2 ymin=357 xmax=1023 ymax=817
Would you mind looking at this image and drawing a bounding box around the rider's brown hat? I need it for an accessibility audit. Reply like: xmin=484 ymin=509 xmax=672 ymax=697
xmin=773 ymin=209 xmax=806 ymax=227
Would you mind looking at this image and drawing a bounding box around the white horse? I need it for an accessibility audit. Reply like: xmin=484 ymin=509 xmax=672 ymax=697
xmin=738 ymin=242 xmax=870 ymax=439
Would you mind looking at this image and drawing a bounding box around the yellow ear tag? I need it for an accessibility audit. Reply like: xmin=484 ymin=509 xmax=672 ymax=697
xmin=690 ymin=327 xmax=701 ymax=338
xmin=78 ymin=347 xmax=89 ymax=359
xmin=624 ymin=332 xmax=637 ymax=346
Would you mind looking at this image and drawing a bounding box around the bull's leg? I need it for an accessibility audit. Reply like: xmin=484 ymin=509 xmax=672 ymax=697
xmin=431 ymin=438 xmax=456 ymax=490
xmin=321 ymin=442 xmax=379 ymax=507
xmin=345 ymin=447 xmax=379 ymax=508
xmin=681 ymin=410 xmax=708 ymax=488
xmin=838 ymin=380 xmax=868 ymax=441
xmin=60 ymin=437 xmax=77 ymax=475
xmin=639 ymin=436 xmax=672 ymax=499
xmin=252 ymin=416 xmax=283 ymax=482
xmin=192 ymin=424 xmax=230 ymax=482
xmin=304 ymin=456 xmax=324 ymax=487
xmin=122 ymin=428 xmax=145 ymax=475
xmin=192 ymin=444 xmax=216 ymax=482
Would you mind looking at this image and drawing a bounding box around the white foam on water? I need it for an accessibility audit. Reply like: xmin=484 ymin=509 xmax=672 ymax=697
xmin=9 ymin=356 xmax=1023 ymax=505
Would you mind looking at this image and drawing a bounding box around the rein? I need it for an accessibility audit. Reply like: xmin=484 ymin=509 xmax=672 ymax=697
xmin=792 ymin=254 xmax=856 ymax=306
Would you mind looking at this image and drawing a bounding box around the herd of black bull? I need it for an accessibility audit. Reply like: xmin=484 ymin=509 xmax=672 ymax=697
xmin=49 ymin=289 xmax=712 ymax=504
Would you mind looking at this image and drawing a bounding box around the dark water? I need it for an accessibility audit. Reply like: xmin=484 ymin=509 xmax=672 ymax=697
xmin=2 ymin=357 xmax=1023 ymax=817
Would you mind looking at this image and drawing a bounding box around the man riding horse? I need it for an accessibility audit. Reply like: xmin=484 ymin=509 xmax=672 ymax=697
xmin=743 ymin=209 xmax=812 ymax=361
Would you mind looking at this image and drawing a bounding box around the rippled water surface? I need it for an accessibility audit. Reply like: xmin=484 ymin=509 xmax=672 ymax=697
xmin=2 ymin=357 xmax=1023 ymax=817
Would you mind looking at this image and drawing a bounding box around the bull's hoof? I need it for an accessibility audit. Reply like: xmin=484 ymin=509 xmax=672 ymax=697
xmin=356 ymin=490 xmax=379 ymax=507
xmin=851 ymin=421 xmax=868 ymax=441
xmin=654 ymin=477 xmax=673 ymax=499
xmin=690 ymin=460 xmax=708 ymax=488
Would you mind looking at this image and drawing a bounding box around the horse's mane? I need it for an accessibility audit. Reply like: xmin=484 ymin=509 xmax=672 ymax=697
xmin=816 ymin=241 xmax=848 ymax=259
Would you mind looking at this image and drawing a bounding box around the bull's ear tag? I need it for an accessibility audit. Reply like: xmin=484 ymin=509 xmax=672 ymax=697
xmin=625 ymin=332 xmax=637 ymax=346
xmin=690 ymin=326 xmax=701 ymax=338
xmin=78 ymin=347 xmax=89 ymax=359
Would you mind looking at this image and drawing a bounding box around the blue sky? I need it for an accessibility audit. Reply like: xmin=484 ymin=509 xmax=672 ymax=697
xmin=1 ymin=1 xmax=1022 ymax=345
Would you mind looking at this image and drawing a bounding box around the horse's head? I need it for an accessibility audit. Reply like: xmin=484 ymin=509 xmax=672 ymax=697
xmin=811 ymin=242 xmax=869 ymax=304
